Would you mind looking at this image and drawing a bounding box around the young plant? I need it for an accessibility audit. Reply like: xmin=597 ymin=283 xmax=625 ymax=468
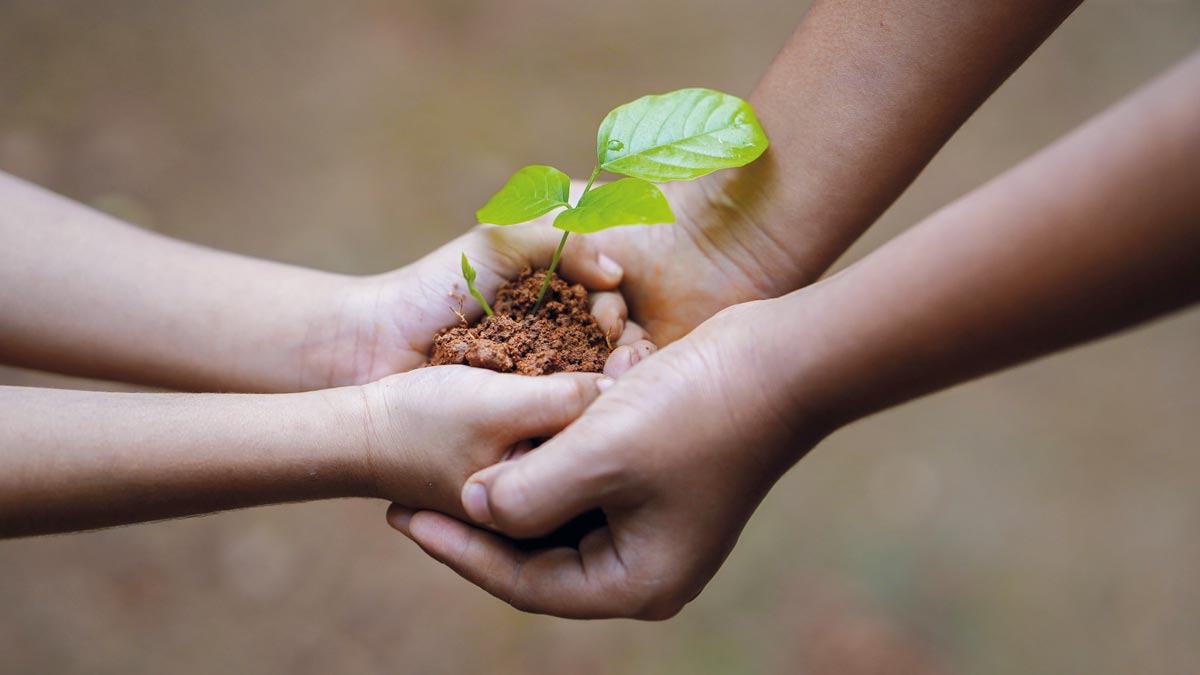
xmin=470 ymin=87 xmax=769 ymax=314
xmin=460 ymin=252 xmax=494 ymax=317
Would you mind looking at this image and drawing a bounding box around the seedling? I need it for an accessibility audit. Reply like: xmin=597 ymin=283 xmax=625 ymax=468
xmin=466 ymin=87 xmax=769 ymax=314
xmin=460 ymin=253 xmax=494 ymax=317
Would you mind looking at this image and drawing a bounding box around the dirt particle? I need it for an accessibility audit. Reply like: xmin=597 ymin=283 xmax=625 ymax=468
xmin=428 ymin=268 xmax=610 ymax=375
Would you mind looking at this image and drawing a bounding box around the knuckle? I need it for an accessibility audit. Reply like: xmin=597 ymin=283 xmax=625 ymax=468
xmin=566 ymin=233 xmax=595 ymax=259
xmin=489 ymin=471 xmax=540 ymax=536
xmin=547 ymin=376 xmax=592 ymax=422
xmin=581 ymin=449 xmax=632 ymax=496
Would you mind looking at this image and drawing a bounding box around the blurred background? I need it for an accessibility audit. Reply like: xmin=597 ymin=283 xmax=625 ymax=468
xmin=1 ymin=1 xmax=1198 ymax=673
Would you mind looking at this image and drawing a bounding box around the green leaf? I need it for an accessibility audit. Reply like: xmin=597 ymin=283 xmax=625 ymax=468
xmin=553 ymin=178 xmax=674 ymax=234
xmin=596 ymin=88 xmax=768 ymax=182
xmin=460 ymin=253 xmax=493 ymax=317
xmin=460 ymin=252 xmax=476 ymax=283
xmin=476 ymin=165 xmax=571 ymax=225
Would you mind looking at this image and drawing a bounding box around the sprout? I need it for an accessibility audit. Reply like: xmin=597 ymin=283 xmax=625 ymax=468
xmin=460 ymin=252 xmax=494 ymax=318
xmin=472 ymin=88 xmax=769 ymax=314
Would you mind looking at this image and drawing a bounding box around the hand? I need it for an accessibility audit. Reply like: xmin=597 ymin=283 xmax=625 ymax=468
xmin=546 ymin=178 xmax=808 ymax=346
xmin=359 ymin=366 xmax=614 ymax=519
xmin=298 ymin=171 xmax=802 ymax=388
xmin=386 ymin=297 xmax=827 ymax=619
xmin=300 ymin=222 xmax=634 ymax=389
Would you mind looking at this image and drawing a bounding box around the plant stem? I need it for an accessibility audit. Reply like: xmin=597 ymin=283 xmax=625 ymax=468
xmin=532 ymin=231 xmax=569 ymax=313
xmin=468 ymin=284 xmax=495 ymax=317
xmin=532 ymin=165 xmax=601 ymax=313
xmin=579 ymin=165 xmax=601 ymax=197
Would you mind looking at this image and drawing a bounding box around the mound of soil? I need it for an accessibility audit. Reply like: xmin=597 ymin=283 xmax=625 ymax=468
xmin=429 ymin=268 xmax=611 ymax=375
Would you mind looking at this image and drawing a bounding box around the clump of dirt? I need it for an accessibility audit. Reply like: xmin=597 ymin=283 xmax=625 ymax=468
xmin=429 ymin=268 xmax=611 ymax=375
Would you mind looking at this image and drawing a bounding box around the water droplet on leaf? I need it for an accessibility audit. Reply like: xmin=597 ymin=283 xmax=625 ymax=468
xmin=607 ymin=139 xmax=624 ymax=152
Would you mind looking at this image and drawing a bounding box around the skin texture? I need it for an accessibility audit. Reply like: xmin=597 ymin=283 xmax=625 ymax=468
xmin=0 ymin=171 xmax=630 ymax=392
xmin=0 ymin=368 xmax=610 ymax=538
xmin=388 ymin=52 xmax=1200 ymax=620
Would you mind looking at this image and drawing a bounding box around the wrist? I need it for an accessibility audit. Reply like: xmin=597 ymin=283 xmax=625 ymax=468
xmin=286 ymin=272 xmax=385 ymax=391
xmin=668 ymin=299 xmax=837 ymax=482
xmin=668 ymin=163 xmax=852 ymax=305
xmin=763 ymin=281 xmax=887 ymax=438
xmin=181 ymin=256 xmax=363 ymax=393
xmin=301 ymin=384 xmax=384 ymax=499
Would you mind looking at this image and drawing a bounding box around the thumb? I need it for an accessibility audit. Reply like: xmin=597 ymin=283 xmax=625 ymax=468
xmin=462 ymin=419 xmax=622 ymax=539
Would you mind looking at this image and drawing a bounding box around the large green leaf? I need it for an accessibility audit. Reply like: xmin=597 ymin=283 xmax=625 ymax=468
xmin=596 ymin=88 xmax=768 ymax=182
xmin=476 ymin=165 xmax=571 ymax=225
xmin=553 ymin=178 xmax=674 ymax=234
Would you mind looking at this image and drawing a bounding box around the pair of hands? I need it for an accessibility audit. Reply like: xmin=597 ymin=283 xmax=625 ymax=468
xmin=322 ymin=180 xmax=816 ymax=619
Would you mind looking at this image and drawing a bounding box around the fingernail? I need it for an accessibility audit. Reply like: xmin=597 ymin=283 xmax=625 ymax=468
xmin=598 ymin=254 xmax=623 ymax=280
xmin=387 ymin=506 xmax=414 ymax=533
xmin=463 ymin=482 xmax=493 ymax=525
xmin=596 ymin=376 xmax=615 ymax=392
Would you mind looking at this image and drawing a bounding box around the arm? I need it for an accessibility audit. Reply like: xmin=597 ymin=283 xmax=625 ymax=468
xmin=0 ymin=173 xmax=350 ymax=392
xmin=588 ymin=0 xmax=1084 ymax=342
xmin=0 ymin=173 xmax=624 ymax=391
xmin=780 ymin=48 xmax=1200 ymax=427
xmin=0 ymin=367 xmax=607 ymax=538
xmin=389 ymin=51 xmax=1200 ymax=619
xmin=0 ymin=385 xmax=366 ymax=536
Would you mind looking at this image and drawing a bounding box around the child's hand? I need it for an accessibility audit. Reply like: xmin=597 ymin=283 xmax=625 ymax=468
xmin=356 ymin=365 xmax=612 ymax=518
xmin=301 ymin=222 xmax=635 ymax=388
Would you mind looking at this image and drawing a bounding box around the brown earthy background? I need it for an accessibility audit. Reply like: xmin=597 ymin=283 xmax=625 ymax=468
xmin=2 ymin=2 xmax=1198 ymax=673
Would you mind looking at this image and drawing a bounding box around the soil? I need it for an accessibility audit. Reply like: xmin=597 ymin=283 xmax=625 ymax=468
xmin=428 ymin=268 xmax=611 ymax=375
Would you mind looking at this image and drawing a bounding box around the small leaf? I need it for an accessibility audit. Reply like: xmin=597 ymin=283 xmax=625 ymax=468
xmin=460 ymin=252 xmax=476 ymax=283
xmin=476 ymin=165 xmax=571 ymax=225
xmin=460 ymin=253 xmax=493 ymax=317
xmin=553 ymin=178 xmax=674 ymax=234
xmin=596 ymin=88 xmax=768 ymax=182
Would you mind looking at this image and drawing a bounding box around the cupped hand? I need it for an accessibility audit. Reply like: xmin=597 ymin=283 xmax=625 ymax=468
xmin=358 ymin=366 xmax=611 ymax=519
xmin=568 ymin=177 xmax=807 ymax=346
xmin=301 ymin=222 xmax=639 ymax=388
xmin=304 ymin=169 xmax=804 ymax=389
xmin=386 ymin=296 xmax=827 ymax=619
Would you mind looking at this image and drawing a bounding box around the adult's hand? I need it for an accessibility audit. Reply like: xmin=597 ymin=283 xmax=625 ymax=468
xmin=386 ymin=297 xmax=820 ymax=619
xmin=387 ymin=49 xmax=1200 ymax=618
xmin=504 ymin=0 xmax=1083 ymax=347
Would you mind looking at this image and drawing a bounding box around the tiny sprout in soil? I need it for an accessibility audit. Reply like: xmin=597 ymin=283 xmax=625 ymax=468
xmin=460 ymin=253 xmax=494 ymax=317
xmin=468 ymin=87 xmax=769 ymax=315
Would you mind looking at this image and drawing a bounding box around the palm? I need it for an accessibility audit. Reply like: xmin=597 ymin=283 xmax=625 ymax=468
xmin=581 ymin=179 xmax=782 ymax=344
xmin=320 ymin=222 xmax=621 ymax=387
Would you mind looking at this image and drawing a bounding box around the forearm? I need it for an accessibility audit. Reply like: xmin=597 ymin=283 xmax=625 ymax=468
xmin=699 ymin=0 xmax=1082 ymax=290
xmin=778 ymin=51 xmax=1200 ymax=433
xmin=0 ymin=385 xmax=370 ymax=537
xmin=0 ymin=172 xmax=358 ymax=392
